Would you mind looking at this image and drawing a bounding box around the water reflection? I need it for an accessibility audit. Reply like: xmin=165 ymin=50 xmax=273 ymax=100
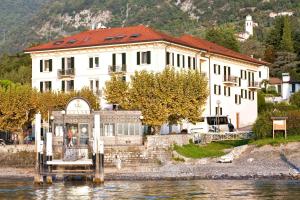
xmin=0 ymin=179 xmax=299 ymax=199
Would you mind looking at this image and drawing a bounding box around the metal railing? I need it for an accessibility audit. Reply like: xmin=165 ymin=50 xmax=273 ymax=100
xmin=108 ymin=64 xmax=126 ymax=74
xmin=223 ymin=75 xmax=238 ymax=84
xmin=58 ymin=68 xmax=75 ymax=78
xmin=248 ymin=81 xmax=260 ymax=88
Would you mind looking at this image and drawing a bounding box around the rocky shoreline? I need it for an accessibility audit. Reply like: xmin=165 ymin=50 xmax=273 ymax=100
xmin=1 ymin=142 xmax=299 ymax=181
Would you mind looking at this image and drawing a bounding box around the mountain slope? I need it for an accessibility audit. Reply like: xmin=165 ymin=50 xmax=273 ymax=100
xmin=0 ymin=0 xmax=299 ymax=54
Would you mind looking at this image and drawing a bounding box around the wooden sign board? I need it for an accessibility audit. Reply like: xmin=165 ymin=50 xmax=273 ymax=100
xmin=271 ymin=117 xmax=287 ymax=139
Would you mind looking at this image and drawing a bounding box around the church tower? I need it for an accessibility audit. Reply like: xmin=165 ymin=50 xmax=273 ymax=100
xmin=245 ymin=15 xmax=253 ymax=36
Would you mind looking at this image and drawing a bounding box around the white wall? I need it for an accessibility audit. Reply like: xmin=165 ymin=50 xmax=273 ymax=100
xmin=31 ymin=41 xmax=262 ymax=133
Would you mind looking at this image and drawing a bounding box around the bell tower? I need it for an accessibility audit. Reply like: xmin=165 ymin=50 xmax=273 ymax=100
xmin=245 ymin=15 xmax=253 ymax=36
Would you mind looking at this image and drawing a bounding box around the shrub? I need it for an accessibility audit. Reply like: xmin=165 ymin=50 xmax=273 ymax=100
xmin=252 ymin=111 xmax=273 ymax=139
xmin=290 ymin=91 xmax=300 ymax=107
xmin=286 ymin=110 xmax=300 ymax=135
xmin=253 ymin=109 xmax=300 ymax=139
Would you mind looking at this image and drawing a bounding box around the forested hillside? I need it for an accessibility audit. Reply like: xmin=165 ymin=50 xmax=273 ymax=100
xmin=0 ymin=0 xmax=299 ymax=83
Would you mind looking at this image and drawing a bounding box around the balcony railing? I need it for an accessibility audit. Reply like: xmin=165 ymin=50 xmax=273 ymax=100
xmin=108 ymin=64 xmax=126 ymax=74
xmin=223 ymin=76 xmax=238 ymax=85
xmin=58 ymin=68 xmax=75 ymax=78
xmin=248 ymin=81 xmax=260 ymax=90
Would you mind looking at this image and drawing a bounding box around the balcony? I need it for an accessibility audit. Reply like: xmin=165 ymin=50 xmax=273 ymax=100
xmin=248 ymin=81 xmax=260 ymax=90
xmin=58 ymin=68 xmax=75 ymax=78
xmin=223 ymin=76 xmax=238 ymax=86
xmin=108 ymin=64 xmax=126 ymax=74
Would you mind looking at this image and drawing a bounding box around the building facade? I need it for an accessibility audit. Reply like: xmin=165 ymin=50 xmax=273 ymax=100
xmin=25 ymin=25 xmax=268 ymax=133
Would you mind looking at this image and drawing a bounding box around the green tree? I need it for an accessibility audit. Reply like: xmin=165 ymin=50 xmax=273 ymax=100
xmin=104 ymin=68 xmax=208 ymax=134
xmin=104 ymin=75 xmax=129 ymax=109
xmin=0 ymin=84 xmax=38 ymax=143
xmin=290 ymin=91 xmax=300 ymax=107
xmin=266 ymin=16 xmax=284 ymax=50
xmin=205 ymin=24 xmax=240 ymax=52
xmin=280 ymin=16 xmax=294 ymax=52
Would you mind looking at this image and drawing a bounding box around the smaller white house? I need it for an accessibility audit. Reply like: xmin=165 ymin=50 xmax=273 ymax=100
xmin=266 ymin=73 xmax=300 ymax=102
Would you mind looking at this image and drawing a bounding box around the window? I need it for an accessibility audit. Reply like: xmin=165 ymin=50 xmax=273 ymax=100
xmin=79 ymin=124 xmax=89 ymax=145
xmin=137 ymin=51 xmax=151 ymax=65
xmin=235 ymin=94 xmax=241 ymax=105
xmin=224 ymin=66 xmax=231 ymax=81
xmin=62 ymin=57 xmax=74 ymax=71
xmin=90 ymin=80 xmax=93 ymax=90
xmin=188 ymin=56 xmax=191 ymax=69
xmin=62 ymin=80 xmax=74 ymax=92
xmin=39 ymin=81 xmax=52 ymax=92
xmin=245 ymin=90 xmax=248 ymax=99
xmin=292 ymin=84 xmax=296 ymax=93
xmin=259 ymin=71 xmax=261 ymax=78
xmin=166 ymin=52 xmax=170 ymax=65
xmin=89 ymin=57 xmax=99 ymax=68
xmin=182 ymin=55 xmax=185 ymax=68
xmin=241 ymin=89 xmax=244 ymax=98
xmin=214 ymin=84 xmax=221 ymax=95
xmin=215 ymin=107 xmax=223 ymax=115
xmin=40 ymin=59 xmax=53 ymax=72
xmin=45 ymin=81 xmax=52 ymax=92
xmin=224 ymin=86 xmax=230 ymax=97
xmin=248 ymin=91 xmax=251 ymax=100
xmin=141 ymin=51 xmax=150 ymax=64
xmin=238 ymin=78 xmax=241 ymax=87
xmin=177 ymin=54 xmax=180 ymax=67
xmin=214 ymin=64 xmax=221 ymax=74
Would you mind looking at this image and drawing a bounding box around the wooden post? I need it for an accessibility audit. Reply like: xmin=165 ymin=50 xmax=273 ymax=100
xmin=34 ymin=113 xmax=43 ymax=184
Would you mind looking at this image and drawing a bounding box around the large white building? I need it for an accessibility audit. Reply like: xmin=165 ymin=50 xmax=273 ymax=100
xmin=25 ymin=25 xmax=268 ymax=133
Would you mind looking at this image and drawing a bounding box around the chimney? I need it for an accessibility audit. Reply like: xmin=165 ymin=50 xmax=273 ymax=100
xmin=250 ymin=55 xmax=254 ymax=58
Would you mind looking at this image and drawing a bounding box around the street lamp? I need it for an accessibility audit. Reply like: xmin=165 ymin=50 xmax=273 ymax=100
xmin=216 ymin=100 xmax=221 ymax=132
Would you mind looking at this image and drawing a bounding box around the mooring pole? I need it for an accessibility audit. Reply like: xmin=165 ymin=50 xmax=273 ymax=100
xmin=34 ymin=113 xmax=43 ymax=184
xmin=46 ymin=131 xmax=53 ymax=184
xmin=93 ymin=114 xmax=104 ymax=184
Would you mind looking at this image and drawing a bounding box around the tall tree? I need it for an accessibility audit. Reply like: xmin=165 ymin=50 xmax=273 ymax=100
xmin=280 ymin=16 xmax=294 ymax=52
xmin=205 ymin=24 xmax=240 ymax=52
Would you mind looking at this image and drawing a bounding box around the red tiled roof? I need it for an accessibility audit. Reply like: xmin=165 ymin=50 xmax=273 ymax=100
xmin=25 ymin=25 xmax=204 ymax=52
xmin=25 ymin=25 xmax=267 ymax=66
xmin=178 ymin=35 xmax=268 ymax=65
xmin=269 ymin=77 xmax=282 ymax=85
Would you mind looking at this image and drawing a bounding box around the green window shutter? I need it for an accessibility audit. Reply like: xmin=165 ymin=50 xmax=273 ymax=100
xmin=61 ymin=81 xmax=65 ymax=92
xmin=89 ymin=57 xmax=93 ymax=68
xmin=112 ymin=53 xmax=116 ymax=66
xmin=40 ymin=82 xmax=43 ymax=92
xmin=122 ymin=53 xmax=126 ymax=65
xmin=62 ymin=58 xmax=65 ymax=71
xmin=137 ymin=52 xmax=140 ymax=65
xmin=40 ymin=60 xmax=43 ymax=72
xmin=49 ymin=59 xmax=52 ymax=72
xmin=147 ymin=51 xmax=151 ymax=64
xmin=71 ymin=57 xmax=75 ymax=69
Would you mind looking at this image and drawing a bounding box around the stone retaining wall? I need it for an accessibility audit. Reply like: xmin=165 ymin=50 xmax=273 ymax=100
xmin=146 ymin=134 xmax=192 ymax=150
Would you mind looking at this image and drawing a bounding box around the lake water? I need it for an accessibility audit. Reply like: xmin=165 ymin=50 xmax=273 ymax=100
xmin=0 ymin=178 xmax=300 ymax=199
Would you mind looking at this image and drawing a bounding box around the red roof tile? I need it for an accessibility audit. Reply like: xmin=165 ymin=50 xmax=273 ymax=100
xmin=25 ymin=25 xmax=267 ymax=66
xmin=269 ymin=77 xmax=282 ymax=85
xmin=178 ymin=35 xmax=268 ymax=66
xmin=25 ymin=25 xmax=204 ymax=52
